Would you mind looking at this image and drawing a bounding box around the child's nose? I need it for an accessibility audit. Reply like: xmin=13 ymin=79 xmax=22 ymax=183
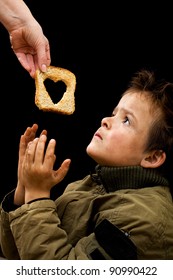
xmin=101 ymin=117 xmax=111 ymax=128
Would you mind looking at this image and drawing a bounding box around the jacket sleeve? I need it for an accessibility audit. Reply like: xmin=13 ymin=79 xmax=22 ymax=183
xmin=2 ymin=199 xmax=88 ymax=259
xmin=0 ymin=189 xmax=22 ymax=259
xmin=0 ymin=205 xmax=20 ymax=259
xmin=1 ymin=197 xmax=138 ymax=260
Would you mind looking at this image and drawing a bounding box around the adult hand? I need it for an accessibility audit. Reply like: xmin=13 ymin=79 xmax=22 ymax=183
xmin=10 ymin=21 xmax=51 ymax=78
xmin=0 ymin=0 xmax=51 ymax=78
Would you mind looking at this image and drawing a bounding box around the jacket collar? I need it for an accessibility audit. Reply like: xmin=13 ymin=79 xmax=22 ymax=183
xmin=91 ymin=165 xmax=169 ymax=192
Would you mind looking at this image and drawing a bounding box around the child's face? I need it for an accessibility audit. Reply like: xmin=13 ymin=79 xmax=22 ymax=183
xmin=87 ymin=91 xmax=155 ymax=166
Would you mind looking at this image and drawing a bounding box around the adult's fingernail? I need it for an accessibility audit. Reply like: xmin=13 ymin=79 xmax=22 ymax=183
xmin=41 ymin=64 xmax=47 ymax=72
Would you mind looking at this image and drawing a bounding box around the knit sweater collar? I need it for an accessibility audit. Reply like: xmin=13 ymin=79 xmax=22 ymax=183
xmin=91 ymin=165 xmax=169 ymax=192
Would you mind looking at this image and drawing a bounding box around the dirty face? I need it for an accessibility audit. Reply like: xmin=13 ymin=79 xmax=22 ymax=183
xmin=87 ymin=91 xmax=154 ymax=166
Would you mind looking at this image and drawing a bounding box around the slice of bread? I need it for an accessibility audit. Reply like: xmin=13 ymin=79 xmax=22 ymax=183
xmin=35 ymin=66 xmax=76 ymax=115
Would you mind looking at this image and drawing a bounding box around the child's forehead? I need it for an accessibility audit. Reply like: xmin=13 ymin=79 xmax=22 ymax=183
xmin=112 ymin=90 xmax=158 ymax=115
xmin=122 ymin=89 xmax=151 ymax=99
xmin=117 ymin=90 xmax=151 ymax=106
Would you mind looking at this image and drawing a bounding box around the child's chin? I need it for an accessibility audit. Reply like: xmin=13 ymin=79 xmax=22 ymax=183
xmin=86 ymin=143 xmax=94 ymax=155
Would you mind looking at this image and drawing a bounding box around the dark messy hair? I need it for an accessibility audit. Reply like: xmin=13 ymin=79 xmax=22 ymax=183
xmin=125 ymin=69 xmax=173 ymax=187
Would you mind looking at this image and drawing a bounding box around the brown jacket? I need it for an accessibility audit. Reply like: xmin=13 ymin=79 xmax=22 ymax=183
xmin=1 ymin=172 xmax=173 ymax=260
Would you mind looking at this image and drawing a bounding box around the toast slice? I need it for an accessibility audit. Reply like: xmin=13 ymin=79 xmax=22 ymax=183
xmin=35 ymin=66 xmax=76 ymax=115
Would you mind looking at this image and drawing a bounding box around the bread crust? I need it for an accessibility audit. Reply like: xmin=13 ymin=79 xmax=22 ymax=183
xmin=35 ymin=66 xmax=76 ymax=114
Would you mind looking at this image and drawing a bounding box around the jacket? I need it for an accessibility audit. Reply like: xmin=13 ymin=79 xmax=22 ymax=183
xmin=1 ymin=165 xmax=173 ymax=259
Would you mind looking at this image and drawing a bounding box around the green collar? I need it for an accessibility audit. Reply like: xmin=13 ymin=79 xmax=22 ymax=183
xmin=91 ymin=165 xmax=169 ymax=192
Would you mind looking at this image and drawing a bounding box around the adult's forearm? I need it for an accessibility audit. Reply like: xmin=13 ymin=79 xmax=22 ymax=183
xmin=0 ymin=0 xmax=35 ymax=32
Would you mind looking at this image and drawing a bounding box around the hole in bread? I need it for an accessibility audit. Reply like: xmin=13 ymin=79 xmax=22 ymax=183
xmin=44 ymin=79 xmax=66 ymax=104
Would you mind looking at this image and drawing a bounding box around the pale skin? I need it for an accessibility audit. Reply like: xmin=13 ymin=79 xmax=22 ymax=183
xmin=87 ymin=91 xmax=166 ymax=167
xmin=0 ymin=0 xmax=51 ymax=78
xmin=14 ymin=91 xmax=166 ymax=205
xmin=14 ymin=124 xmax=71 ymax=205
xmin=14 ymin=124 xmax=47 ymax=205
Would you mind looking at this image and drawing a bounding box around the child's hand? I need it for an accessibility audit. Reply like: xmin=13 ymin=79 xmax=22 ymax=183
xmin=14 ymin=124 xmax=47 ymax=205
xmin=22 ymin=134 xmax=71 ymax=203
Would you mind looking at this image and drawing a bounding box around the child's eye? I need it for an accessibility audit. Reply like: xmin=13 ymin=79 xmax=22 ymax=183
xmin=123 ymin=116 xmax=130 ymax=125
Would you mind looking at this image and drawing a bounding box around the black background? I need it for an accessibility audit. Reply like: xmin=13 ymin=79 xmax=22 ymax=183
xmin=1 ymin=1 xmax=173 ymax=200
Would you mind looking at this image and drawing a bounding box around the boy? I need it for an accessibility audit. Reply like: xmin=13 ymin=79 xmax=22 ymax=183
xmin=1 ymin=69 xmax=173 ymax=259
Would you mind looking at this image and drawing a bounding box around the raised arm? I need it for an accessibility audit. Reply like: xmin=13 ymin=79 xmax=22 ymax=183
xmin=0 ymin=0 xmax=51 ymax=77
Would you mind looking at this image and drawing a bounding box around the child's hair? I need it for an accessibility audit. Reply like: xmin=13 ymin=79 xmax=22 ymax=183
xmin=125 ymin=69 xmax=173 ymax=188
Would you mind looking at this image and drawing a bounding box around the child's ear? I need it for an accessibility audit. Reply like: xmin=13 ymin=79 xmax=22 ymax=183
xmin=140 ymin=150 xmax=166 ymax=168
